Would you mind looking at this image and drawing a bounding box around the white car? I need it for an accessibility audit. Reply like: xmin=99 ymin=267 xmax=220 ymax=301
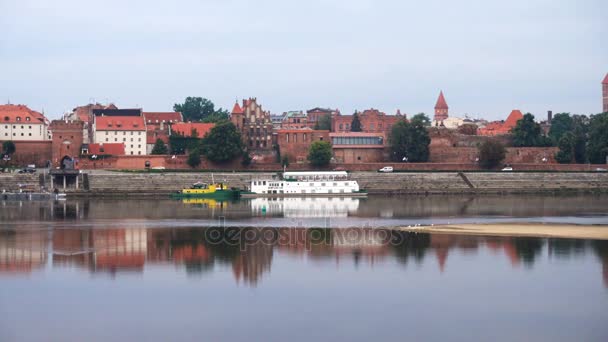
xmin=378 ymin=166 xmax=394 ymax=173
xmin=501 ymin=167 xmax=513 ymax=171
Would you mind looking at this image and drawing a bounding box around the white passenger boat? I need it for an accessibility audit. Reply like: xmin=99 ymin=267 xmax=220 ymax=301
xmin=245 ymin=171 xmax=365 ymax=197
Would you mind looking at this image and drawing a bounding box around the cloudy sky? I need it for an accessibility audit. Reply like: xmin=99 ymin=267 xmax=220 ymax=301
xmin=1 ymin=0 xmax=606 ymax=120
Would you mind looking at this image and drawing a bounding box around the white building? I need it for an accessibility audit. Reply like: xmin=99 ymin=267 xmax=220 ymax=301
xmin=93 ymin=115 xmax=146 ymax=155
xmin=0 ymin=104 xmax=51 ymax=141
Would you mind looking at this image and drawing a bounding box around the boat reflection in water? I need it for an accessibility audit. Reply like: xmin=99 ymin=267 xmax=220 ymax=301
xmin=250 ymin=197 xmax=360 ymax=218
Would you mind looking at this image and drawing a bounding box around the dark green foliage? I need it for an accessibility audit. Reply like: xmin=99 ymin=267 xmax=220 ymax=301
xmin=571 ymin=115 xmax=589 ymax=163
xmin=169 ymin=135 xmax=200 ymax=155
xmin=478 ymin=140 xmax=506 ymax=169
xmin=314 ymin=114 xmax=332 ymax=130
xmin=187 ymin=149 xmax=201 ymax=168
xmin=2 ymin=141 xmax=16 ymax=155
xmin=548 ymin=113 xmax=573 ymax=144
xmin=511 ymin=113 xmax=549 ymax=147
xmin=410 ymin=113 xmax=431 ymax=127
xmin=151 ymin=138 xmax=168 ymax=155
xmin=281 ymin=156 xmax=290 ymax=168
xmin=173 ymin=97 xmax=229 ymax=123
xmin=555 ymin=132 xmax=575 ymax=164
xmin=350 ymin=112 xmax=362 ymax=132
xmin=241 ymin=151 xmax=252 ymax=166
xmin=201 ymin=121 xmax=244 ymax=163
xmin=587 ymin=112 xmax=608 ymax=164
xmin=389 ymin=120 xmax=430 ymax=162
xmin=307 ymin=141 xmax=332 ymax=167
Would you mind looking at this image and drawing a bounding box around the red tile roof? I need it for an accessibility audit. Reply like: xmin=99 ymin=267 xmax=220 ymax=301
xmin=143 ymin=112 xmax=183 ymax=124
xmin=504 ymin=109 xmax=523 ymax=128
xmin=0 ymin=104 xmax=47 ymax=124
xmin=88 ymin=143 xmax=125 ymax=155
xmin=147 ymin=131 xmax=170 ymax=144
xmin=171 ymin=122 xmax=214 ymax=137
xmin=95 ymin=116 xmax=146 ymax=131
xmin=435 ymin=91 xmax=448 ymax=109
xmin=603 ymin=73 xmax=608 ymax=85
xmin=232 ymin=102 xmax=244 ymax=114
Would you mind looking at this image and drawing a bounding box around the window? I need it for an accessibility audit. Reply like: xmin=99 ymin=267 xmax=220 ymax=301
xmin=123 ymin=138 xmax=126 ymax=142
xmin=28 ymin=133 xmax=31 ymax=136
xmin=106 ymin=138 xmax=108 ymax=142
xmin=115 ymin=138 xmax=117 ymax=142
xmin=25 ymin=117 xmax=30 ymax=121
xmin=130 ymin=151 xmax=133 ymax=155
xmin=303 ymin=133 xmax=307 ymax=141
xmin=106 ymin=131 xmax=108 ymax=135
xmin=138 ymin=151 xmax=141 ymax=155
xmin=339 ymin=124 xmax=343 ymax=130
xmin=130 ymin=138 xmax=133 ymax=142
xmin=16 ymin=116 xmax=21 ymax=121
xmin=286 ymin=134 xmax=289 ymax=143
xmin=28 ymin=126 xmax=32 ymax=129
xmin=3 ymin=117 xmax=8 ymax=121
xmin=20 ymin=133 xmax=24 ymax=136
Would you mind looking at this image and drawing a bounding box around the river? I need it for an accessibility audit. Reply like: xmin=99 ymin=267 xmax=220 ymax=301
xmin=1 ymin=194 xmax=607 ymax=341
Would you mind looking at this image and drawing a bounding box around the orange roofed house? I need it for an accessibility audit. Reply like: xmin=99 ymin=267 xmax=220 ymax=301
xmin=93 ymin=114 xmax=146 ymax=155
xmin=0 ymin=104 xmax=51 ymax=141
xmin=87 ymin=143 xmax=125 ymax=156
xmin=478 ymin=110 xmax=524 ymax=136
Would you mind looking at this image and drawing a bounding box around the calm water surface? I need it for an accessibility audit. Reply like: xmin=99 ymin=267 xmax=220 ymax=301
xmin=1 ymin=195 xmax=607 ymax=341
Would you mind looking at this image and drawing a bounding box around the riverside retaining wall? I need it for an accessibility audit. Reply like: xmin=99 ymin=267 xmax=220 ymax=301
xmin=3 ymin=171 xmax=606 ymax=196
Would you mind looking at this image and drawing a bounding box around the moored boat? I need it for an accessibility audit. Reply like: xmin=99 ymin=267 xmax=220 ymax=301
xmin=172 ymin=182 xmax=240 ymax=199
xmin=242 ymin=171 xmax=366 ymax=197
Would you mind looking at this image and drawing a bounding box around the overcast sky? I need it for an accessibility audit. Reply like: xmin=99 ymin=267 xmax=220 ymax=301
xmin=1 ymin=0 xmax=606 ymax=121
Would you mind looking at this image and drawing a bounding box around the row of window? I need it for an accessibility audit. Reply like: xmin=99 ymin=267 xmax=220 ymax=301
xmin=338 ymin=122 xmax=383 ymax=130
xmin=4 ymin=132 xmax=34 ymax=137
xmin=105 ymin=138 xmax=142 ymax=142
xmin=104 ymin=131 xmax=142 ymax=135
xmin=3 ymin=116 xmax=32 ymax=122
xmin=3 ymin=125 xmax=35 ymax=129
xmin=331 ymin=136 xmax=383 ymax=145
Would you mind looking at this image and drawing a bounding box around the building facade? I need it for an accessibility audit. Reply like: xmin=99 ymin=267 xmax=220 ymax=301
xmin=0 ymin=104 xmax=51 ymax=141
xmin=276 ymin=129 xmax=330 ymax=163
xmin=93 ymin=116 xmax=146 ymax=155
xmin=280 ymin=111 xmax=308 ymax=129
xmin=49 ymin=120 xmax=84 ymax=168
xmin=143 ymin=111 xmax=183 ymax=154
xmin=330 ymin=132 xmax=387 ymax=163
xmin=230 ymin=98 xmax=274 ymax=150
xmin=478 ymin=110 xmax=523 ymax=136
xmin=306 ymin=108 xmax=339 ymax=129
xmin=332 ymin=109 xmax=403 ymax=135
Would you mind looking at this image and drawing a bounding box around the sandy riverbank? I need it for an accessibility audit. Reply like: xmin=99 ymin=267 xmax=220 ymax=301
xmin=397 ymin=223 xmax=608 ymax=240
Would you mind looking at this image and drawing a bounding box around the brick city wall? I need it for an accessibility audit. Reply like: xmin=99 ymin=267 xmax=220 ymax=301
xmin=0 ymin=140 xmax=52 ymax=167
xmin=429 ymin=146 xmax=559 ymax=164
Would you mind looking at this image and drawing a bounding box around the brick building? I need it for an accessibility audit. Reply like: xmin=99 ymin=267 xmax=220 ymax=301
xmin=276 ymin=129 xmax=329 ymax=162
xmin=143 ymin=111 xmax=182 ymax=154
xmin=230 ymin=98 xmax=274 ymax=150
xmin=306 ymin=108 xmax=339 ymax=129
xmin=478 ymin=110 xmax=523 ymax=136
xmin=65 ymin=103 xmax=118 ymax=144
xmin=280 ymin=111 xmax=308 ymax=129
xmin=330 ymin=132 xmax=387 ymax=163
xmin=49 ymin=120 xmax=84 ymax=168
xmin=170 ymin=122 xmax=214 ymax=138
xmin=602 ymin=73 xmax=608 ymax=113
xmin=434 ymin=91 xmax=449 ymax=122
xmin=332 ymin=109 xmax=404 ymax=135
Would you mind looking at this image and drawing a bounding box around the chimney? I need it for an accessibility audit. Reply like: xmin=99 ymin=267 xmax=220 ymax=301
xmin=547 ymin=110 xmax=553 ymax=123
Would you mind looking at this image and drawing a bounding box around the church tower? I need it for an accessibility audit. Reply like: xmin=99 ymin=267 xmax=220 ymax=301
xmin=434 ymin=91 xmax=449 ymax=122
xmin=602 ymin=73 xmax=608 ymax=113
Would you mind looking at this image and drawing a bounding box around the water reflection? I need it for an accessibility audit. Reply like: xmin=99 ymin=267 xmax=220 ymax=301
xmin=1 ymin=227 xmax=607 ymax=288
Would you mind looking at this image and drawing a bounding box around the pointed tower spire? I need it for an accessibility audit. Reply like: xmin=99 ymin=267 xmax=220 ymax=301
xmin=434 ymin=91 xmax=449 ymax=122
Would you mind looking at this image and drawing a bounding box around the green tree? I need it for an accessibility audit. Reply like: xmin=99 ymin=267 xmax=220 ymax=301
xmin=241 ymin=151 xmax=252 ymax=166
xmin=173 ymin=97 xmax=229 ymax=123
xmin=389 ymin=120 xmax=430 ymax=162
xmin=150 ymin=138 xmax=168 ymax=155
xmin=511 ymin=113 xmax=546 ymax=147
xmin=571 ymin=114 xmax=589 ymax=163
xmin=587 ymin=112 xmax=608 ymax=164
xmin=351 ymin=112 xmax=362 ymax=132
xmin=2 ymin=141 xmax=16 ymax=156
xmin=307 ymin=141 xmax=332 ymax=167
xmin=555 ymin=132 xmax=575 ymax=164
xmin=548 ymin=113 xmax=573 ymax=144
xmin=478 ymin=139 xmax=506 ymax=169
xmin=314 ymin=114 xmax=332 ymax=130
xmin=201 ymin=121 xmax=244 ymax=163
xmin=410 ymin=113 xmax=431 ymax=127
xmin=187 ymin=149 xmax=201 ymax=168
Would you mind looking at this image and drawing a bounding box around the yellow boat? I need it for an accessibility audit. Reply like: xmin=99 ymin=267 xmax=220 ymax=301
xmin=172 ymin=182 xmax=240 ymax=199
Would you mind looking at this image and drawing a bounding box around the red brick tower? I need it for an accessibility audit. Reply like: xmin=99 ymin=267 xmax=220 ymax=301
xmin=602 ymin=73 xmax=608 ymax=113
xmin=49 ymin=120 xmax=84 ymax=168
xmin=434 ymin=91 xmax=449 ymax=122
xmin=230 ymin=100 xmax=244 ymax=130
